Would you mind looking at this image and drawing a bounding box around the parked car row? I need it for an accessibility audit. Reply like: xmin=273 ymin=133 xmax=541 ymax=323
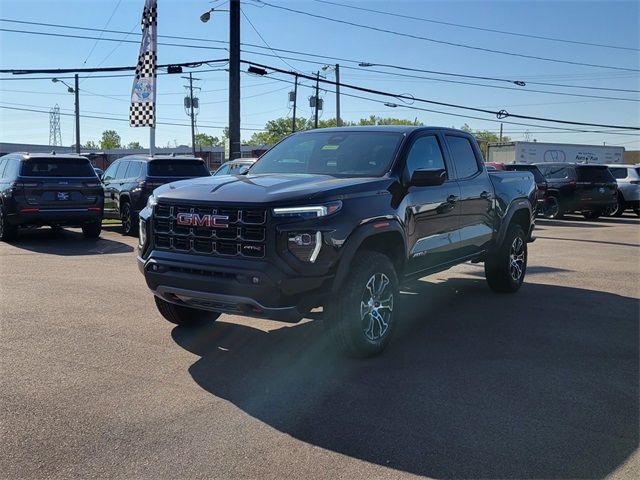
xmin=487 ymin=161 xmax=639 ymax=219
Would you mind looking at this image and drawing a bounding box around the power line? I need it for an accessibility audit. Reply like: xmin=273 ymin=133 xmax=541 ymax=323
xmin=242 ymin=60 xmax=640 ymax=130
xmin=82 ymin=0 xmax=123 ymax=65
xmin=264 ymin=74 xmax=640 ymax=136
xmin=308 ymin=0 xmax=640 ymax=52
xmin=3 ymin=19 xmax=637 ymax=93
xmin=251 ymin=1 xmax=640 ymax=72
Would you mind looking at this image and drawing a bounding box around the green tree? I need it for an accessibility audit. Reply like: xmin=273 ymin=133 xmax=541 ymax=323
xmin=194 ymin=133 xmax=221 ymax=148
xmin=84 ymin=140 xmax=98 ymax=149
xmin=127 ymin=141 xmax=143 ymax=149
xmin=249 ymin=117 xmax=310 ymax=145
xmin=357 ymin=115 xmax=422 ymax=126
xmin=99 ymin=130 xmax=121 ymax=150
xmin=459 ymin=124 xmax=511 ymax=158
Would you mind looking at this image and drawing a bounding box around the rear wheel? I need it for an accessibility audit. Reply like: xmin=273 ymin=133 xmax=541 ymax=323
xmin=543 ymin=196 xmax=562 ymax=219
xmin=154 ymin=296 xmax=221 ymax=326
xmin=612 ymin=193 xmax=625 ymax=217
xmin=0 ymin=205 xmax=18 ymax=242
xmin=121 ymin=201 xmax=138 ymax=236
xmin=634 ymin=207 xmax=639 ymax=217
xmin=82 ymin=220 xmax=102 ymax=239
xmin=323 ymin=251 xmax=399 ymax=358
xmin=485 ymin=224 xmax=527 ymax=294
xmin=582 ymin=210 xmax=600 ymax=220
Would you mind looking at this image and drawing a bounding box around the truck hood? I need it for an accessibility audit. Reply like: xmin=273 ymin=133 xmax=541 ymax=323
xmin=153 ymin=173 xmax=393 ymax=205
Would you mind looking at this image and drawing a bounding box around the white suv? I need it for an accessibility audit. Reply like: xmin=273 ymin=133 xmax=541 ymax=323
xmin=606 ymin=164 xmax=640 ymax=217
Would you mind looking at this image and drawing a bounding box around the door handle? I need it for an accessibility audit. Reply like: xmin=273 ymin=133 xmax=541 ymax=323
xmin=447 ymin=194 xmax=458 ymax=204
xmin=480 ymin=191 xmax=492 ymax=199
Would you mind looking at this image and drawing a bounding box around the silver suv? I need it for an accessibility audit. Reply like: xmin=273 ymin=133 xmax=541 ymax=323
xmin=606 ymin=164 xmax=640 ymax=217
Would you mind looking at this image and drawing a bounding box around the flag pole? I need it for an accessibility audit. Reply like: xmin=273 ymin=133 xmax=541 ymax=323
xmin=149 ymin=127 xmax=155 ymax=156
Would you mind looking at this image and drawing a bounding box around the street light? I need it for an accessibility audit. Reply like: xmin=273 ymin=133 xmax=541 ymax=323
xmin=200 ymin=2 xmax=240 ymax=161
xmin=52 ymin=75 xmax=80 ymax=153
xmin=322 ymin=64 xmax=341 ymax=127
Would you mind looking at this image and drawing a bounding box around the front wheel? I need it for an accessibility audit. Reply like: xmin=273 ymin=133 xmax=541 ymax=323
xmin=323 ymin=251 xmax=399 ymax=358
xmin=485 ymin=224 xmax=527 ymax=294
xmin=82 ymin=220 xmax=102 ymax=239
xmin=154 ymin=296 xmax=221 ymax=326
xmin=121 ymin=202 xmax=138 ymax=236
xmin=612 ymin=194 xmax=625 ymax=217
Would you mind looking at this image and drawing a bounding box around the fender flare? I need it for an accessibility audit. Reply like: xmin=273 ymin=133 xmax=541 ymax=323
xmin=495 ymin=199 xmax=533 ymax=248
xmin=331 ymin=219 xmax=406 ymax=293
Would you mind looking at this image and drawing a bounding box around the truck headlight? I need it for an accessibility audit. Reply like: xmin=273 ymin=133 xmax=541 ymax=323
xmin=146 ymin=194 xmax=157 ymax=210
xmin=139 ymin=218 xmax=147 ymax=247
xmin=273 ymin=201 xmax=342 ymax=219
xmin=287 ymin=231 xmax=322 ymax=263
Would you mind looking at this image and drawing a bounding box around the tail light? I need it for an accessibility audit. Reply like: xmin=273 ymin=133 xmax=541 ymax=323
xmin=10 ymin=181 xmax=39 ymax=188
xmin=20 ymin=207 xmax=39 ymax=214
xmin=84 ymin=181 xmax=101 ymax=188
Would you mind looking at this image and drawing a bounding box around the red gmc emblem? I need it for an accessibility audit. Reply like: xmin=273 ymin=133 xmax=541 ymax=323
xmin=176 ymin=212 xmax=229 ymax=228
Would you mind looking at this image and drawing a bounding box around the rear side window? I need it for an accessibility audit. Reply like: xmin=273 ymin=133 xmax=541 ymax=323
xmin=148 ymin=159 xmax=209 ymax=177
xmin=576 ymin=166 xmax=615 ymax=182
xmin=445 ymin=136 xmax=479 ymax=179
xmin=124 ymin=162 xmax=142 ymax=179
xmin=0 ymin=158 xmax=7 ymax=178
xmin=609 ymin=167 xmax=628 ymax=179
xmin=20 ymin=157 xmax=95 ymax=177
xmin=214 ymin=164 xmax=230 ymax=176
xmin=103 ymin=162 xmax=122 ymax=181
xmin=545 ymin=166 xmax=569 ymax=179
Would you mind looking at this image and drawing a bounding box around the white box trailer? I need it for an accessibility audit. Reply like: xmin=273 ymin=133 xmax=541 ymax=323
xmin=486 ymin=141 xmax=625 ymax=165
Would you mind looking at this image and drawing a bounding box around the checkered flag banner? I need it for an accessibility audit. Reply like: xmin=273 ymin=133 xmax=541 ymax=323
xmin=130 ymin=0 xmax=157 ymax=127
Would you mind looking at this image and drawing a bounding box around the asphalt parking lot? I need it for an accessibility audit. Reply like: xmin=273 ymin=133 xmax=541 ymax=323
xmin=1 ymin=214 xmax=638 ymax=479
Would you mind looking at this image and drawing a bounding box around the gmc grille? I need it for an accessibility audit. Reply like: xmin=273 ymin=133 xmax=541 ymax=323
xmin=153 ymin=202 xmax=267 ymax=258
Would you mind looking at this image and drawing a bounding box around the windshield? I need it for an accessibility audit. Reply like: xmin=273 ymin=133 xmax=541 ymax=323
xmin=20 ymin=157 xmax=96 ymax=177
xmin=250 ymin=131 xmax=403 ymax=177
xmin=148 ymin=159 xmax=209 ymax=177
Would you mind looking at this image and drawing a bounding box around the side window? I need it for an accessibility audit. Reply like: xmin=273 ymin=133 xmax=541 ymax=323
xmin=610 ymin=167 xmax=627 ymax=179
xmin=5 ymin=159 xmax=20 ymax=179
xmin=446 ymin=135 xmax=480 ymax=179
xmin=103 ymin=162 xmax=121 ymax=181
xmin=114 ymin=161 xmax=129 ymax=180
xmin=0 ymin=159 xmax=7 ymax=179
xmin=214 ymin=164 xmax=230 ymax=176
xmin=547 ymin=167 xmax=568 ymax=179
xmin=405 ymin=135 xmax=446 ymax=179
xmin=125 ymin=161 xmax=141 ymax=179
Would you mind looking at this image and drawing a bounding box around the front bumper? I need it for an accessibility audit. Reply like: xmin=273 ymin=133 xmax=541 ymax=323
xmin=138 ymin=250 xmax=333 ymax=322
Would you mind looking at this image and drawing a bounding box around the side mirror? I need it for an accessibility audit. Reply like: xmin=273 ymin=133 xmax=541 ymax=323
xmin=410 ymin=168 xmax=446 ymax=187
xmin=238 ymin=165 xmax=250 ymax=175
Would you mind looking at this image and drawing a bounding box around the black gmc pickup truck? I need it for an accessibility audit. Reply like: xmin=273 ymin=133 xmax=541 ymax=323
xmin=138 ymin=127 xmax=536 ymax=356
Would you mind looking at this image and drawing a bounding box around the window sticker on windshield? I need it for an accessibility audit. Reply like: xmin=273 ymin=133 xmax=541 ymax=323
xmin=321 ymin=144 xmax=340 ymax=151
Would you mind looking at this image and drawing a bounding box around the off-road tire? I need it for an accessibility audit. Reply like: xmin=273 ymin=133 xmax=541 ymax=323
xmin=485 ymin=224 xmax=527 ymax=294
xmin=121 ymin=201 xmax=138 ymax=236
xmin=154 ymin=296 xmax=221 ymax=326
xmin=0 ymin=205 xmax=18 ymax=242
xmin=323 ymin=250 xmax=399 ymax=358
xmin=82 ymin=220 xmax=102 ymax=239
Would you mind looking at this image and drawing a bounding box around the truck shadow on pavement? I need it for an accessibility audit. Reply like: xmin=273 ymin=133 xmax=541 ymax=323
xmin=172 ymin=279 xmax=639 ymax=479
xmin=5 ymin=227 xmax=133 ymax=255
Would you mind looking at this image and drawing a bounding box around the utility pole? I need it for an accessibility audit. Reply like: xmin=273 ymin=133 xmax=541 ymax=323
xmin=74 ymin=74 xmax=80 ymax=153
xmin=291 ymin=74 xmax=298 ymax=133
xmin=499 ymin=122 xmax=503 ymax=143
xmin=182 ymin=74 xmax=200 ymax=155
xmin=229 ymin=0 xmax=241 ymax=160
xmin=335 ymin=64 xmax=341 ymax=127
xmin=314 ymin=71 xmax=320 ymax=129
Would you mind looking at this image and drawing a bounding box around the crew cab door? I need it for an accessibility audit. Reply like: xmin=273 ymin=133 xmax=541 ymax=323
xmin=402 ymin=132 xmax=462 ymax=274
xmin=444 ymin=134 xmax=496 ymax=257
xmin=102 ymin=161 xmax=124 ymax=217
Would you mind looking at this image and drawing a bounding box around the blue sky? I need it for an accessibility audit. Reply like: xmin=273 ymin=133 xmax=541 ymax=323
xmin=1 ymin=0 xmax=638 ymax=149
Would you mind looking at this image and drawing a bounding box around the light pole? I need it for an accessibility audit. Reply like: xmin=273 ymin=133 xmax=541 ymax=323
xmin=322 ymin=64 xmax=341 ymax=127
xmin=201 ymin=1 xmax=240 ymax=160
xmin=52 ymin=75 xmax=80 ymax=153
